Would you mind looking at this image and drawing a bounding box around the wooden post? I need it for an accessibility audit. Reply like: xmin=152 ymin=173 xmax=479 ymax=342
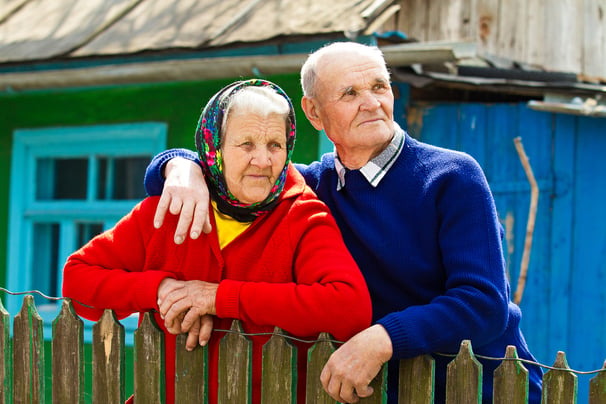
xmin=359 ymin=364 xmax=388 ymax=404
xmin=399 ymin=354 xmax=435 ymax=403
xmin=92 ymin=309 xmax=125 ymax=403
xmin=134 ymin=312 xmax=165 ymax=403
xmin=218 ymin=320 xmax=252 ymax=403
xmin=541 ymin=351 xmax=577 ymax=403
xmin=446 ymin=340 xmax=482 ymax=404
xmin=175 ymin=333 xmax=208 ymax=402
xmin=589 ymin=360 xmax=606 ymax=403
xmin=0 ymin=298 xmax=11 ymax=404
xmin=493 ymin=345 xmax=529 ymax=404
xmin=52 ymin=298 xmax=84 ymax=403
xmin=261 ymin=327 xmax=297 ymax=404
xmin=305 ymin=332 xmax=337 ymax=404
xmin=13 ymin=295 xmax=45 ymax=403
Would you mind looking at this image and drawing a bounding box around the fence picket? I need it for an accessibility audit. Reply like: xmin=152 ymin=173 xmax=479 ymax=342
xmin=359 ymin=363 xmax=388 ymax=404
xmin=3 ymin=295 xmax=606 ymax=403
xmin=493 ymin=345 xmax=529 ymax=403
xmin=542 ymin=351 xmax=577 ymax=403
xmin=218 ymin=319 xmax=252 ymax=403
xmin=134 ymin=312 xmax=165 ymax=403
xmin=399 ymin=354 xmax=435 ymax=403
xmin=92 ymin=309 xmax=125 ymax=403
xmin=175 ymin=333 xmax=208 ymax=403
xmin=262 ymin=327 xmax=297 ymax=404
xmin=13 ymin=295 xmax=44 ymax=403
xmin=0 ymin=298 xmax=10 ymax=404
xmin=589 ymin=360 xmax=606 ymax=403
xmin=446 ymin=339 xmax=482 ymax=404
xmin=305 ymin=332 xmax=337 ymax=404
xmin=52 ymin=298 xmax=84 ymax=403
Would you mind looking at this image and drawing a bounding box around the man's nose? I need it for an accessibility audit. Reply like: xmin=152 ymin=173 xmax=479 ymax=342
xmin=359 ymin=91 xmax=381 ymax=110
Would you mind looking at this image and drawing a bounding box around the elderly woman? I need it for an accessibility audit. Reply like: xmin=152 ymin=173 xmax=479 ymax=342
xmin=62 ymin=79 xmax=372 ymax=404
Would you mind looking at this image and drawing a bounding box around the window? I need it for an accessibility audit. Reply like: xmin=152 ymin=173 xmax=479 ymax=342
xmin=6 ymin=123 xmax=166 ymax=341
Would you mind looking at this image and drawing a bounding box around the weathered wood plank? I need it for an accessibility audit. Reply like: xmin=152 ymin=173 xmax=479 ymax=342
xmin=52 ymin=298 xmax=84 ymax=403
xmin=446 ymin=340 xmax=482 ymax=404
xmin=134 ymin=312 xmax=165 ymax=403
xmin=0 ymin=298 xmax=11 ymax=404
xmin=218 ymin=320 xmax=252 ymax=404
xmin=261 ymin=327 xmax=296 ymax=404
xmin=175 ymin=333 xmax=207 ymax=402
xmin=92 ymin=309 xmax=125 ymax=403
xmin=359 ymin=363 xmax=388 ymax=404
xmin=493 ymin=345 xmax=529 ymax=404
xmin=305 ymin=332 xmax=337 ymax=404
xmin=399 ymin=354 xmax=435 ymax=403
xmin=541 ymin=351 xmax=577 ymax=403
xmin=589 ymin=360 xmax=606 ymax=404
xmin=13 ymin=295 xmax=45 ymax=403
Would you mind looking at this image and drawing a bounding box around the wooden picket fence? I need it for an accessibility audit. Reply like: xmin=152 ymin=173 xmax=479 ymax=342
xmin=2 ymin=295 xmax=606 ymax=403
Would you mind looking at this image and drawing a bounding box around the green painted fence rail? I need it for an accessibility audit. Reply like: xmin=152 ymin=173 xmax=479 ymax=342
xmin=2 ymin=296 xmax=606 ymax=403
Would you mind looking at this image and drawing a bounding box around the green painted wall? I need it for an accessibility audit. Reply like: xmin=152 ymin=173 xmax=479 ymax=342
xmin=0 ymin=73 xmax=320 ymax=291
xmin=0 ymin=73 xmax=319 ymax=402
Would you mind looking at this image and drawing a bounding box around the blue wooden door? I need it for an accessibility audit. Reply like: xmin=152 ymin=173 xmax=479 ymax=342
xmin=406 ymin=102 xmax=606 ymax=402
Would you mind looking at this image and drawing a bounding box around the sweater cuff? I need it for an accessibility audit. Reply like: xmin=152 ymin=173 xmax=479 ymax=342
xmin=216 ymin=279 xmax=244 ymax=319
xmin=143 ymin=148 xmax=199 ymax=196
xmin=135 ymin=271 xmax=178 ymax=311
xmin=376 ymin=312 xmax=411 ymax=359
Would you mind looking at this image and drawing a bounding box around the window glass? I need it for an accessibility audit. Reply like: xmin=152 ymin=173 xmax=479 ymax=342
xmin=31 ymin=223 xmax=59 ymax=306
xmin=97 ymin=156 xmax=148 ymax=200
xmin=36 ymin=158 xmax=88 ymax=200
xmin=77 ymin=222 xmax=104 ymax=248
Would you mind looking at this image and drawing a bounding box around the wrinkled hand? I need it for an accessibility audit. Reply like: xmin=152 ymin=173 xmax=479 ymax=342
xmin=157 ymin=279 xmax=219 ymax=334
xmin=183 ymin=314 xmax=214 ymax=351
xmin=320 ymin=325 xmax=393 ymax=403
xmin=154 ymin=157 xmax=211 ymax=244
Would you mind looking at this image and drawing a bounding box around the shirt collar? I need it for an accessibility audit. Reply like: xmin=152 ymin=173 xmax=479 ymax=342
xmin=334 ymin=123 xmax=406 ymax=191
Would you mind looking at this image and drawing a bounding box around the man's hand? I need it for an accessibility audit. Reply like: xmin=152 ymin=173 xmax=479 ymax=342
xmin=154 ymin=157 xmax=211 ymax=244
xmin=320 ymin=325 xmax=393 ymax=403
xmin=157 ymin=279 xmax=219 ymax=333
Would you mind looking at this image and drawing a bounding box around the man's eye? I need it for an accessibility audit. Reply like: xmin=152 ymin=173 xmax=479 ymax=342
xmin=270 ymin=143 xmax=283 ymax=149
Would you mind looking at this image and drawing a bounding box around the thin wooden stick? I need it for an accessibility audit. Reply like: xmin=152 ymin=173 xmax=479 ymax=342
xmin=513 ymin=137 xmax=539 ymax=305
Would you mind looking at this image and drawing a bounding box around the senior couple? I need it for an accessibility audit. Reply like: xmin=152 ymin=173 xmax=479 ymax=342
xmin=63 ymin=42 xmax=543 ymax=403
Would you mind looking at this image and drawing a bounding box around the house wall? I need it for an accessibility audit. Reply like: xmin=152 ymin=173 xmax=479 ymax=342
xmin=387 ymin=0 xmax=606 ymax=79
xmin=0 ymin=74 xmax=319 ymax=292
xmin=406 ymin=100 xmax=606 ymax=402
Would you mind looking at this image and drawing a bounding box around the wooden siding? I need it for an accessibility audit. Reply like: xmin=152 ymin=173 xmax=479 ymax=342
xmin=390 ymin=0 xmax=606 ymax=79
xmin=407 ymin=100 xmax=606 ymax=403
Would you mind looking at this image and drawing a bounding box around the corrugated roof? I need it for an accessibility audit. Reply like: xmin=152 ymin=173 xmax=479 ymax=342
xmin=0 ymin=0 xmax=396 ymax=63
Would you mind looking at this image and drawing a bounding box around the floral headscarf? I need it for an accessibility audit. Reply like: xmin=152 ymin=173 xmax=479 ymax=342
xmin=195 ymin=79 xmax=296 ymax=222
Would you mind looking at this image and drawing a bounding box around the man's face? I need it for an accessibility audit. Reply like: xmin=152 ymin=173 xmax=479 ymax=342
xmin=312 ymin=50 xmax=395 ymax=161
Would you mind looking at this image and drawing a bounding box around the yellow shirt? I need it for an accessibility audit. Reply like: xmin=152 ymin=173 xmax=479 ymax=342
xmin=211 ymin=201 xmax=252 ymax=249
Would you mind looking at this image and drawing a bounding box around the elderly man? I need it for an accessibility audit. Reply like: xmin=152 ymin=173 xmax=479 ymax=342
xmin=143 ymin=42 xmax=543 ymax=403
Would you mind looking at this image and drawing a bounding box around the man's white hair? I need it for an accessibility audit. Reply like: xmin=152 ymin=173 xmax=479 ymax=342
xmin=300 ymin=42 xmax=388 ymax=98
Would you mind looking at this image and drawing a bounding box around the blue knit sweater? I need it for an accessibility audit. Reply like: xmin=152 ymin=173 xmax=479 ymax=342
xmin=144 ymin=134 xmax=543 ymax=403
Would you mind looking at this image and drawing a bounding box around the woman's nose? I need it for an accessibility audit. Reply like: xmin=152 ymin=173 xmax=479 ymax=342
xmin=251 ymin=148 xmax=271 ymax=167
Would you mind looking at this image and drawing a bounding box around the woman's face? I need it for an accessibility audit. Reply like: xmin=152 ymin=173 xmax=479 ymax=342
xmin=222 ymin=112 xmax=288 ymax=204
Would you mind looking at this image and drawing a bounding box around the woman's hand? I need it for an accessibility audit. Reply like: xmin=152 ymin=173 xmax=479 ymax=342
xmin=183 ymin=314 xmax=214 ymax=351
xmin=154 ymin=157 xmax=212 ymax=244
xmin=157 ymin=279 xmax=219 ymax=332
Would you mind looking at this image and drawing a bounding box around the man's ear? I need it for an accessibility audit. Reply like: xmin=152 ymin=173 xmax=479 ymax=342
xmin=301 ymin=96 xmax=323 ymax=131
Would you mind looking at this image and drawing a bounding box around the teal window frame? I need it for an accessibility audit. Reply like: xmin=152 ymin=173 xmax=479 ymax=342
xmin=6 ymin=123 xmax=167 ymax=342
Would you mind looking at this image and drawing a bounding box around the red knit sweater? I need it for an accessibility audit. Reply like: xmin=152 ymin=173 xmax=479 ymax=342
xmin=62 ymin=164 xmax=372 ymax=403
